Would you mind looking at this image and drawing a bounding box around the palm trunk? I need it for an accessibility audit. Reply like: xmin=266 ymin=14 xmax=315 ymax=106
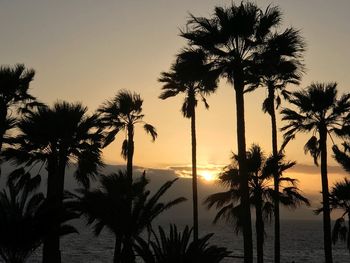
xmin=268 ymin=85 xmax=280 ymax=263
xmin=255 ymin=193 xmax=264 ymax=263
xmin=320 ymin=126 xmax=333 ymax=263
xmin=348 ymin=213 xmax=350 ymax=253
xmin=43 ymin=154 xmax=61 ymax=263
xmin=113 ymin=238 xmax=122 ymax=263
xmin=234 ymin=80 xmax=253 ymax=263
xmin=0 ymin=104 xmax=8 ymax=154
xmin=121 ymin=238 xmax=135 ymax=263
xmin=191 ymin=108 xmax=199 ymax=242
xmin=127 ymin=124 xmax=134 ymax=179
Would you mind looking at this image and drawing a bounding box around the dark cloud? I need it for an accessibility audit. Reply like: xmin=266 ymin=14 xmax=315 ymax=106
xmin=0 ymin=162 xmax=342 ymax=222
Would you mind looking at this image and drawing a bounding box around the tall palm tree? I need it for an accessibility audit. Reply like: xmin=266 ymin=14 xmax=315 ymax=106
xmin=256 ymin=28 xmax=305 ymax=263
xmin=328 ymin=178 xmax=350 ymax=254
xmin=134 ymin=225 xmax=230 ymax=263
xmin=281 ymin=83 xmax=350 ymax=263
xmin=98 ymin=90 xmax=157 ymax=178
xmin=159 ymin=48 xmax=219 ymax=241
xmin=205 ymin=145 xmax=309 ymax=263
xmin=4 ymin=101 xmax=103 ymax=263
xmin=73 ymin=171 xmax=186 ymax=263
xmin=181 ymin=4 xmax=283 ymax=260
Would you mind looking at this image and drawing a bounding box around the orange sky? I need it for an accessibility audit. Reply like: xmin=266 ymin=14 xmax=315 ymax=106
xmin=1 ymin=0 xmax=350 ymax=196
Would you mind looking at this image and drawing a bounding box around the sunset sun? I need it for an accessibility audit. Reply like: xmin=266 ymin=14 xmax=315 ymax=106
xmin=200 ymin=170 xmax=217 ymax=182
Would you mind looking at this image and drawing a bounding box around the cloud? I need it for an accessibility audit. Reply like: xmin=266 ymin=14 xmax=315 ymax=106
xmin=0 ymin=162 xmax=343 ymax=222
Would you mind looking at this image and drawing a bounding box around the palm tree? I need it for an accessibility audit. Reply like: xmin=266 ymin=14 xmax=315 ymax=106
xmin=0 ymin=64 xmax=40 ymax=155
xmin=256 ymin=27 xmax=305 ymax=263
xmin=159 ymin=48 xmax=219 ymax=241
xmin=73 ymin=171 xmax=186 ymax=263
xmin=98 ymin=90 xmax=157 ymax=178
xmin=0 ymin=168 xmax=77 ymax=263
xmin=205 ymin=145 xmax=309 ymax=263
xmin=281 ymin=83 xmax=350 ymax=263
xmin=328 ymin=178 xmax=350 ymax=254
xmin=333 ymin=122 xmax=350 ymax=172
xmin=0 ymin=168 xmax=44 ymax=263
xmin=4 ymin=101 xmax=103 ymax=263
xmin=181 ymin=4 xmax=284 ymax=260
xmin=134 ymin=225 xmax=230 ymax=263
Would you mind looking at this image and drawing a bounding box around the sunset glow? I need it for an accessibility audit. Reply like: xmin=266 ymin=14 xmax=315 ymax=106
xmin=200 ymin=170 xmax=217 ymax=182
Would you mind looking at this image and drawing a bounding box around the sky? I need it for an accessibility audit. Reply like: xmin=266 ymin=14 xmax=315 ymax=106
xmin=1 ymin=0 xmax=350 ymax=218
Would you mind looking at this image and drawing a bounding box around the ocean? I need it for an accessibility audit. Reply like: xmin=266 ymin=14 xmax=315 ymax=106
xmin=25 ymin=219 xmax=349 ymax=263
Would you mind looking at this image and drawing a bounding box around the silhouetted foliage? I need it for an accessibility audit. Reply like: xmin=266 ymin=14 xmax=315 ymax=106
xmin=159 ymin=47 xmax=219 ymax=241
xmin=0 ymin=64 xmax=43 ymax=176
xmin=253 ymin=22 xmax=305 ymax=263
xmin=328 ymin=179 xmax=350 ymax=253
xmin=134 ymin=224 xmax=230 ymax=263
xmin=71 ymin=171 xmax=186 ymax=263
xmin=333 ymin=123 xmax=350 ymax=173
xmin=0 ymin=168 xmax=77 ymax=263
xmin=98 ymin=90 xmax=157 ymax=178
xmin=205 ymin=145 xmax=309 ymax=263
xmin=281 ymin=82 xmax=350 ymax=263
xmin=3 ymin=101 xmax=103 ymax=263
xmin=181 ymin=3 xmax=286 ymax=260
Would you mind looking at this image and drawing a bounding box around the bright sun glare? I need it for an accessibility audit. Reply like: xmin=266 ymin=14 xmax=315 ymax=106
xmin=200 ymin=170 xmax=216 ymax=182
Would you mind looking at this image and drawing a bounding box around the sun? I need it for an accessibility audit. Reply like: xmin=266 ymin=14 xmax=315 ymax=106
xmin=200 ymin=170 xmax=216 ymax=182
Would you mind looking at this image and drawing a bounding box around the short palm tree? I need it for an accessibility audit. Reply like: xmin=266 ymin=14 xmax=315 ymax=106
xmin=0 ymin=168 xmax=44 ymax=263
xmin=181 ymin=4 xmax=284 ymax=260
xmin=328 ymin=178 xmax=350 ymax=254
xmin=256 ymin=27 xmax=305 ymax=263
xmin=98 ymin=90 xmax=157 ymax=178
xmin=4 ymin=101 xmax=103 ymax=263
xmin=205 ymin=145 xmax=309 ymax=263
xmin=159 ymin=47 xmax=219 ymax=241
xmin=74 ymin=171 xmax=186 ymax=263
xmin=281 ymin=83 xmax=350 ymax=263
xmin=134 ymin=224 xmax=230 ymax=263
xmin=0 ymin=168 xmax=78 ymax=263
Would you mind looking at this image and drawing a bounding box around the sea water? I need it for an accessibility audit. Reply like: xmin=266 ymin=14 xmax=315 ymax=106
xmin=26 ymin=219 xmax=349 ymax=263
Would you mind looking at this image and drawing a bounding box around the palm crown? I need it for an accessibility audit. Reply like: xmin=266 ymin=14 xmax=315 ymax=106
xmin=205 ymin=145 xmax=308 ymax=233
xmin=0 ymin=64 xmax=41 ymax=152
xmin=98 ymin=90 xmax=157 ymax=159
xmin=74 ymin=171 xmax=186 ymax=262
xmin=159 ymin=48 xmax=218 ymax=117
xmin=281 ymin=83 xmax=350 ymax=164
xmin=5 ymin=101 xmax=103 ymax=188
xmin=257 ymin=28 xmax=305 ymax=113
xmin=181 ymin=3 xmax=283 ymax=88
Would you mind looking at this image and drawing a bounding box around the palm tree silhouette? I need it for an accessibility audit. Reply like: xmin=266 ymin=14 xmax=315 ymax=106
xmin=134 ymin=224 xmax=230 ymax=263
xmin=327 ymin=178 xmax=350 ymax=254
xmin=4 ymin=101 xmax=103 ymax=263
xmin=73 ymin=171 xmax=186 ymax=263
xmin=159 ymin=48 xmax=219 ymax=241
xmin=256 ymin=27 xmax=305 ymax=263
xmin=333 ymin=122 xmax=350 ymax=172
xmin=205 ymin=144 xmax=309 ymax=263
xmin=0 ymin=64 xmax=41 ymax=154
xmin=181 ymin=4 xmax=283 ymax=260
xmin=98 ymin=90 xmax=157 ymax=178
xmin=0 ymin=168 xmax=44 ymax=263
xmin=281 ymin=83 xmax=350 ymax=263
xmin=0 ymin=168 xmax=77 ymax=263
